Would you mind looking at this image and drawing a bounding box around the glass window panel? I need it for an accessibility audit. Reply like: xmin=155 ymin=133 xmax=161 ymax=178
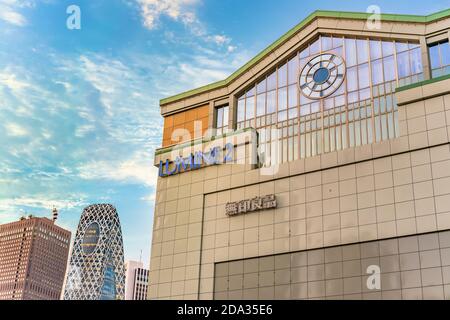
xmin=293 ymin=136 xmax=299 ymax=160
xmin=356 ymin=39 xmax=368 ymax=64
xmin=324 ymin=128 xmax=330 ymax=152
xmin=361 ymin=120 xmax=367 ymax=145
xmin=382 ymin=41 xmax=394 ymax=57
xmin=267 ymin=90 xmax=276 ymax=113
xmin=257 ymin=78 xmax=266 ymax=93
xmin=347 ymin=66 xmax=358 ymax=91
xmin=300 ymin=92 xmax=313 ymax=105
xmin=216 ymin=107 xmax=223 ymax=128
xmin=371 ymin=58 xmax=384 ymax=85
xmin=300 ymin=57 xmax=310 ymax=71
xmin=349 ymin=123 xmax=354 ymax=147
xmin=358 ymin=63 xmax=370 ymax=88
xmin=345 ymin=38 xmax=357 ymax=67
xmin=333 ymin=36 xmax=343 ymax=48
xmin=348 ymin=91 xmax=358 ymax=104
xmin=322 ymin=36 xmax=332 ymax=51
xmin=257 ymin=93 xmax=266 ymax=116
xmin=300 ymin=47 xmax=309 ymax=58
xmin=324 ymin=98 xmax=334 ymax=110
xmin=335 ymin=94 xmax=345 ymax=107
xmin=388 ymin=112 xmax=394 ymax=139
xmin=237 ymin=99 xmax=245 ymax=122
xmin=383 ymin=55 xmax=396 ymax=82
xmin=278 ymin=111 xmax=287 ymax=122
xmin=386 ymin=95 xmax=393 ymax=112
xmin=246 ymin=97 xmax=255 ymax=120
xmin=278 ymin=64 xmax=287 ymax=87
xmin=310 ymin=38 xmax=320 ymax=55
xmin=332 ymin=46 xmax=343 ymax=58
xmin=359 ymin=88 xmax=371 ymax=101
xmin=288 ymin=108 xmax=298 ymax=119
xmin=397 ymin=50 xmax=410 ymax=78
xmin=381 ymin=114 xmax=388 ymax=140
xmin=394 ymin=111 xmax=399 ymax=137
xmin=223 ymin=106 xmax=229 ymax=129
xmin=432 ymin=69 xmax=443 ymax=78
xmin=267 ymin=71 xmax=277 ymax=91
xmin=300 ymin=104 xmax=310 ymax=116
xmin=288 ymin=57 xmax=299 ymax=84
xmin=441 ymin=41 xmax=450 ymax=67
xmin=288 ymin=85 xmax=297 ymax=108
xmin=379 ymin=96 xmax=386 ymax=113
xmin=395 ymin=42 xmax=409 ymax=53
xmin=246 ymin=87 xmax=255 ymax=97
xmin=410 ymin=47 xmax=423 ymax=75
xmin=278 ymin=87 xmax=287 ymax=110
xmin=409 ymin=42 xmax=420 ymax=49
xmin=429 ymin=43 xmax=440 ymax=69
xmin=311 ymin=102 xmax=320 ymax=113
xmin=367 ymin=119 xmax=373 ymax=143
xmin=370 ymin=40 xmax=382 ymax=60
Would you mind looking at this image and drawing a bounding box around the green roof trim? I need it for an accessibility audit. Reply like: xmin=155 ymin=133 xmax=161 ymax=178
xmin=160 ymin=8 xmax=450 ymax=106
xmin=155 ymin=127 xmax=256 ymax=156
xmin=396 ymin=73 xmax=450 ymax=93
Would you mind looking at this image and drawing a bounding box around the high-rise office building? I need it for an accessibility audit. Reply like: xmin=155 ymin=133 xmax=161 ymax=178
xmin=125 ymin=260 xmax=149 ymax=300
xmin=63 ymin=204 xmax=125 ymax=300
xmin=149 ymin=9 xmax=450 ymax=299
xmin=0 ymin=214 xmax=71 ymax=300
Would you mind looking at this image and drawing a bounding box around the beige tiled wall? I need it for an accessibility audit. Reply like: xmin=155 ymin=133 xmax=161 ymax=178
xmin=213 ymin=231 xmax=450 ymax=300
xmin=149 ymin=91 xmax=450 ymax=300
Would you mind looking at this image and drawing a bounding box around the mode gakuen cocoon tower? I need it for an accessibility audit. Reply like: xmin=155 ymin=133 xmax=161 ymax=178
xmin=63 ymin=204 xmax=125 ymax=300
xmin=149 ymin=9 xmax=450 ymax=300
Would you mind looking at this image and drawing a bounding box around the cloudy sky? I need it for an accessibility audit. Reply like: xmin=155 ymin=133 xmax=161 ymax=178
xmin=0 ymin=0 xmax=448 ymax=267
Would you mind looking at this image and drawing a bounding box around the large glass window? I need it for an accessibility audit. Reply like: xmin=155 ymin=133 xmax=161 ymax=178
xmin=236 ymin=35 xmax=424 ymax=166
xmin=429 ymin=40 xmax=450 ymax=78
xmin=215 ymin=105 xmax=229 ymax=135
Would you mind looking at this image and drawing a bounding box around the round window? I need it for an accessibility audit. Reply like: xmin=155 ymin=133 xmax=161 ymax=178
xmin=298 ymin=53 xmax=346 ymax=100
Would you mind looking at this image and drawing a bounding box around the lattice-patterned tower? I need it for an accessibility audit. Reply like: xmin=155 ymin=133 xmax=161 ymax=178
xmin=63 ymin=204 xmax=125 ymax=300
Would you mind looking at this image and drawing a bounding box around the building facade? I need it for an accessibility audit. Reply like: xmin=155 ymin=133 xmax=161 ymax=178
xmin=149 ymin=9 xmax=450 ymax=299
xmin=0 ymin=216 xmax=71 ymax=300
xmin=125 ymin=260 xmax=149 ymax=300
xmin=63 ymin=204 xmax=125 ymax=300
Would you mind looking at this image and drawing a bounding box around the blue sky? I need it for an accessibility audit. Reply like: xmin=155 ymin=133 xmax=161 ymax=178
xmin=0 ymin=0 xmax=449 ymax=267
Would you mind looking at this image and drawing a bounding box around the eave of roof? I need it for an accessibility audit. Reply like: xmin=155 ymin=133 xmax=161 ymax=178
xmin=160 ymin=8 xmax=450 ymax=106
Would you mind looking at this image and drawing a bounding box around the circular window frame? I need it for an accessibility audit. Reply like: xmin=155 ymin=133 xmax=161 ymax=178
xmin=298 ymin=53 xmax=346 ymax=100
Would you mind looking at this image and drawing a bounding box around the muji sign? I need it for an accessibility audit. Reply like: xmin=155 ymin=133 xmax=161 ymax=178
xmin=159 ymin=143 xmax=234 ymax=177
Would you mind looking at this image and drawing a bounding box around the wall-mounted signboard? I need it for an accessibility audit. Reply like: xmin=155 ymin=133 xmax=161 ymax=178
xmin=226 ymin=195 xmax=277 ymax=217
xmin=159 ymin=143 xmax=234 ymax=177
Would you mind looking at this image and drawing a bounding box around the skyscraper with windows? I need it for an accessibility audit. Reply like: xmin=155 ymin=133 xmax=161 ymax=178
xmin=63 ymin=204 xmax=125 ymax=300
xmin=125 ymin=260 xmax=149 ymax=300
xmin=149 ymin=9 xmax=450 ymax=300
xmin=0 ymin=215 xmax=71 ymax=300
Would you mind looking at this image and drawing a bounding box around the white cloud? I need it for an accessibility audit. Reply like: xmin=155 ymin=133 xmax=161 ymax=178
xmin=5 ymin=122 xmax=28 ymax=136
xmin=207 ymin=34 xmax=231 ymax=46
xmin=74 ymin=124 xmax=95 ymax=138
xmin=140 ymin=193 xmax=155 ymax=202
xmin=77 ymin=151 xmax=159 ymax=188
xmin=227 ymin=45 xmax=237 ymax=53
xmin=136 ymin=0 xmax=199 ymax=30
xmin=0 ymin=71 xmax=31 ymax=90
xmin=0 ymin=197 xmax=85 ymax=211
xmin=0 ymin=0 xmax=35 ymax=26
xmin=0 ymin=196 xmax=87 ymax=223
xmin=135 ymin=0 xmax=236 ymax=51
